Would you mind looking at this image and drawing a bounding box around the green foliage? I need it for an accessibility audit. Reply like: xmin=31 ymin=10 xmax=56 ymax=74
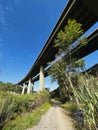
xmin=74 ymin=122 xmax=84 ymax=130
xmin=48 ymin=19 xmax=87 ymax=101
xmin=0 ymin=82 xmax=22 ymax=93
xmin=72 ymin=60 xmax=85 ymax=71
xmin=61 ymin=102 xmax=84 ymax=130
xmin=54 ymin=19 xmax=84 ymax=52
xmin=0 ymin=91 xmax=50 ymax=129
xmin=48 ymin=19 xmax=98 ymax=130
xmin=2 ymin=102 xmax=51 ymax=130
xmin=74 ymin=75 xmax=98 ymax=130
xmin=0 ymin=92 xmax=16 ymax=128
xmin=61 ymin=102 xmax=78 ymax=114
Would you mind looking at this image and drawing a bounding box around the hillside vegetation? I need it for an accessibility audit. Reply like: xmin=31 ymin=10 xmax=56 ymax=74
xmin=0 ymin=81 xmax=22 ymax=93
xmin=0 ymin=91 xmax=51 ymax=130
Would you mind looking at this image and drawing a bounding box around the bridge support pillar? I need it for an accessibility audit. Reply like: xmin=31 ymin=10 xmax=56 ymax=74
xmin=39 ymin=65 xmax=44 ymax=91
xmin=21 ymin=84 xmax=25 ymax=94
xmin=27 ymin=78 xmax=32 ymax=94
xmin=22 ymin=86 xmax=25 ymax=94
xmin=22 ymin=83 xmax=26 ymax=94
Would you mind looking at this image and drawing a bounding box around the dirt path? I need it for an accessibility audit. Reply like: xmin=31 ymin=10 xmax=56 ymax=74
xmin=27 ymin=103 xmax=75 ymax=130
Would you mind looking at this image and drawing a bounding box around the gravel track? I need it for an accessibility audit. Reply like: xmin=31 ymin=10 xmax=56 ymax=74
xmin=27 ymin=104 xmax=75 ymax=130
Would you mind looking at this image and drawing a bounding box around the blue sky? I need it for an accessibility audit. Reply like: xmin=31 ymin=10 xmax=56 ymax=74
xmin=0 ymin=0 xmax=98 ymax=91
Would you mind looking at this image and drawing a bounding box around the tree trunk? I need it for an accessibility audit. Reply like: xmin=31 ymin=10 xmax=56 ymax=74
xmin=65 ymin=72 xmax=80 ymax=106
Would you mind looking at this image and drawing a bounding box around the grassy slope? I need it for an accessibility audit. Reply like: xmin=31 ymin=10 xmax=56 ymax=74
xmin=0 ymin=91 xmax=51 ymax=130
xmin=2 ymin=102 xmax=51 ymax=130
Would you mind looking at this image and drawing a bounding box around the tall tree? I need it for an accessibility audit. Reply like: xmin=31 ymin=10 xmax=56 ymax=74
xmin=49 ymin=19 xmax=98 ymax=130
xmin=48 ymin=19 xmax=87 ymax=102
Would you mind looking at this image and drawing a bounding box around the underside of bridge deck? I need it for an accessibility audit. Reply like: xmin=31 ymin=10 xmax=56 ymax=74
xmin=17 ymin=0 xmax=98 ymax=85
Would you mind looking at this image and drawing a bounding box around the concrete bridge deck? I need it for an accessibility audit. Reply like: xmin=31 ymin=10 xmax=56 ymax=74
xmin=17 ymin=0 xmax=98 ymax=93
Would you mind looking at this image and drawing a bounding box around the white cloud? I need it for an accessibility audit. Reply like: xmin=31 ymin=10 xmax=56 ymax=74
xmin=0 ymin=0 xmax=23 ymax=32
xmin=0 ymin=0 xmax=22 ymax=25
xmin=0 ymin=2 xmax=13 ymax=32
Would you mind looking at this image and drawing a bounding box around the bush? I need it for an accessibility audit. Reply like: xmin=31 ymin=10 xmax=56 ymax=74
xmin=61 ymin=102 xmax=78 ymax=114
xmin=0 ymin=82 xmax=22 ymax=93
xmin=0 ymin=91 xmax=50 ymax=129
xmin=2 ymin=102 xmax=51 ymax=130
xmin=0 ymin=91 xmax=16 ymax=129
xmin=74 ymin=75 xmax=98 ymax=130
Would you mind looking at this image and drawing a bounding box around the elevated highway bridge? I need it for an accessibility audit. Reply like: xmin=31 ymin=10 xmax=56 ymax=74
xmin=17 ymin=0 xmax=98 ymax=94
xmin=30 ymin=29 xmax=98 ymax=83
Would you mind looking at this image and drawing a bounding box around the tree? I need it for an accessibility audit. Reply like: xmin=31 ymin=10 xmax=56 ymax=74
xmin=0 ymin=82 xmax=22 ymax=93
xmin=48 ymin=19 xmax=98 ymax=129
xmin=48 ymin=19 xmax=87 ymax=103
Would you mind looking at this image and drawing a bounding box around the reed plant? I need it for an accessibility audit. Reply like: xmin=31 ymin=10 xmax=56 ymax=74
xmin=74 ymin=74 xmax=98 ymax=130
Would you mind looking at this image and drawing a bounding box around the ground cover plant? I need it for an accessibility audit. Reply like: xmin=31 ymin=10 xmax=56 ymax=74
xmin=2 ymin=102 xmax=51 ymax=130
xmin=0 ymin=91 xmax=50 ymax=130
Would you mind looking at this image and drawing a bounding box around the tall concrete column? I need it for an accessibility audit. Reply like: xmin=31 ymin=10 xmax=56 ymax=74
xmin=22 ymin=83 xmax=26 ymax=94
xmin=27 ymin=78 xmax=32 ymax=94
xmin=39 ymin=65 xmax=44 ymax=91
xmin=22 ymin=83 xmax=28 ymax=94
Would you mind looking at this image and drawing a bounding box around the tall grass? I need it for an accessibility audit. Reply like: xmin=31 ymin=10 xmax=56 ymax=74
xmin=74 ymin=75 xmax=98 ymax=130
xmin=0 ymin=91 xmax=50 ymax=129
xmin=61 ymin=74 xmax=98 ymax=130
xmin=2 ymin=102 xmax=51 ymax=130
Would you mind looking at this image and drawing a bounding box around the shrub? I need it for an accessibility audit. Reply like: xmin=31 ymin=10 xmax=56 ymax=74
xmin=0 ymin=92 xmax=16 ymax=129
xmin=2 ymin=102 xmax=51 ymax=130
xmin=74 ymin=75 xmax=98 ymax=130
xmin=0 ymin=91 xmax=50 ymax=129
xmin=61 ymin=102 xmax=78 ymax=114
